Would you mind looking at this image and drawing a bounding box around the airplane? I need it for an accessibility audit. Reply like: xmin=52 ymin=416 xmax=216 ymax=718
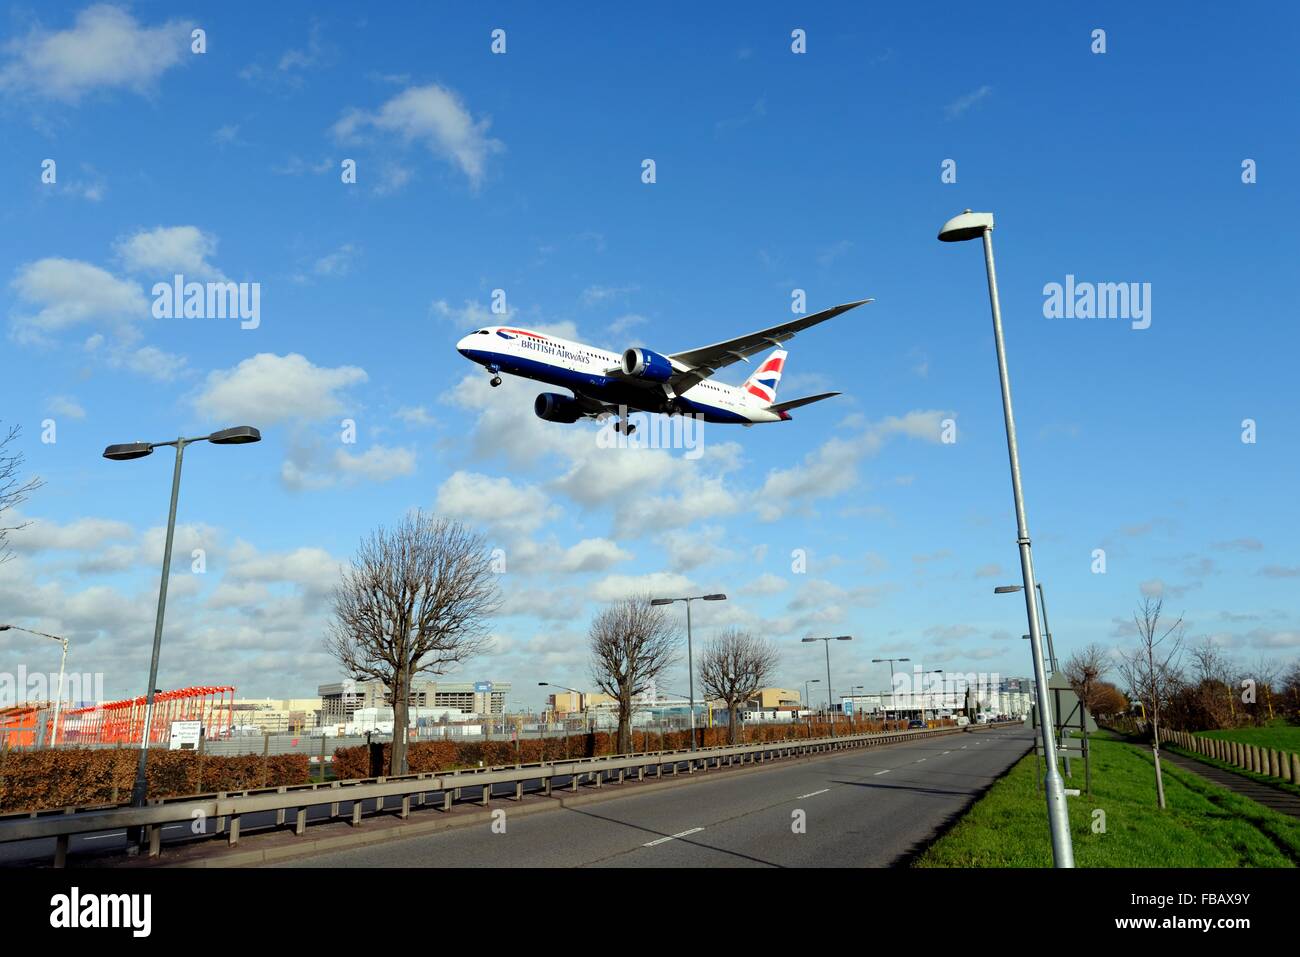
xmin=455 ymin=298 xmax=872 ymax=433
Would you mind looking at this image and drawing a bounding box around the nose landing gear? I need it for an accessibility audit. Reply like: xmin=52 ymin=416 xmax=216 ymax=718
xmin=489 ymin=375 xmax=502 ymax=387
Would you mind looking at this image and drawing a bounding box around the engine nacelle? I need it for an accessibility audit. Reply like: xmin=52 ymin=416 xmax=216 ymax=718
xmin=534 ymin=392 xmax=582 ymax=423
xmin=620 ymin=347 xmax=673 ymax=383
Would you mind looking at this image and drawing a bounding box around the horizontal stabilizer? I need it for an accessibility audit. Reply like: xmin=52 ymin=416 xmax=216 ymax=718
xmin=769 ymin=391 xmax=841 ymax=413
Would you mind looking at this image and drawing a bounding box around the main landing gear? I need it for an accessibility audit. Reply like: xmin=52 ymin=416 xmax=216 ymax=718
xmin=614 ymin=407 xmax=636 ymax=435
xmin=489 ymin=375 xmax=502 ymax=387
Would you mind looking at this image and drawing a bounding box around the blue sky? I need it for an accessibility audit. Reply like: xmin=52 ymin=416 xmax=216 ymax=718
xmin=2 ymin=3 xmax=1297 ymax=709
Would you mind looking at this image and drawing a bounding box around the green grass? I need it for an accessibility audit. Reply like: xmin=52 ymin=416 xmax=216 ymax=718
xmin=914 ymin=732 xmax=1300 ymax=867
xmin=1164 ymin=743 xmax=1300 ymax=801
xmin=1199 ymin=720 xmax=1300 ymax=753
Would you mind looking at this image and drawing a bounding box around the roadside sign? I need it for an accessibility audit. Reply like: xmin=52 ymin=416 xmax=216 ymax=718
xmin=474 ymin=681 xmax=493 ymax=693
xmin=168 ymin=720 xmax=202 ymax=750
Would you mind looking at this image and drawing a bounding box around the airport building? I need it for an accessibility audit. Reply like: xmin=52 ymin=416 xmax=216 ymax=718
xmin=318 ymin=679 xmax=512 ymax=725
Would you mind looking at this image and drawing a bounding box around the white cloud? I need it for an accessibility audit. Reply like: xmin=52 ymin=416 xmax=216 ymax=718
xmin=557 ymin=538 xmax=633 ymax=573
xmin=945 ymin=84 xmax=993 ymax=120
xmin=0 ymin=5 xmax=194 ymax=103
xmin=194 ymin=353 xmax=367 ymax=425
xmin=313 ymin=243 xmax=357 ymax=277
xmin=395 ymin=405 xmax=436 ymax=427
xmin=755 ymin=410 xmax=951 ymax=520
xmin=332 ymin=445 xmax=416 ymax=482
xmin=435 ymin=471 xmax=556 ymax=535
xmin=47 ymin=395 xmax=86 ymax=419
xmin=589 ymin=571 xmax=697 ymax=603
xmin=332 ymin=83 xmax=503 ymax=188
xmin=115 ymin=225 xmax=226 ymax=279
xmin=10 ymin=258 xmax=146 ymax=340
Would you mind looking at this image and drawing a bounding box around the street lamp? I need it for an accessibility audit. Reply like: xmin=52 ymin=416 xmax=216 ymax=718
xmin=803 ymin=678 xmax=820 ymax=711
xmin=103 ymin=426 xmax=261 ymax=819
xmin=0 ymin=624 xmax=69 ymax=745
xmin=871 ymin=657 xmax=910 ymax=722
xmin=994 ymin=583 xmax=1059 ymax=673
xmin=650 ymin=593 xmax=726 ymax=751
xmin=802 ymin=635 xmax=851 ymax=736
xmin=938 ymin=209 xmax=1074 ymax=868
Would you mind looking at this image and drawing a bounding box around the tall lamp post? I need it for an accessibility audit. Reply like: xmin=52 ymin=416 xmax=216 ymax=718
xmin=650 ymin=594 xmax=726 ymax=751
xmin=938 ymin=209 xmax=1074 ymax=868
xmin=871 ymin=657 xmax=910 ymax=722
xmin=801 ymin=635 xmax=852 ymax=736
xmin=0 ymin=624 xmax=69 ymax=745
xmin=103 ymin=425 xmax=261 ymax=818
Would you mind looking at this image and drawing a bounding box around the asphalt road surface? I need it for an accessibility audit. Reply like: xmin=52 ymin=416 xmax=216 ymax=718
xmin=272 ymin=726 xmax=1033 ymax=868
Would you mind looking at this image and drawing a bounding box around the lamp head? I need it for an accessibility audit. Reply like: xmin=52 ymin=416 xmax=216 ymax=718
xmin=103 ymin=442 xmax=153 ymax=461
xmin=938 ymin=210 xmax=994 ymax=242
xmin=994 ymin=585 xmax=1023 ymax=594
xmin=208 ymin=426 xmax=261 ymax=445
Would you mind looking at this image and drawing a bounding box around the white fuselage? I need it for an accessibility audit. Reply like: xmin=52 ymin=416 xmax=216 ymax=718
xmin=456 ymin=326 xmax=787 ymax=424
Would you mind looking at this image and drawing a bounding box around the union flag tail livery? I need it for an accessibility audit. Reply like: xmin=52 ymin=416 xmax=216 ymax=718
xmin=743 ymin=350 xmax=786 ymax=405
xmin=456 ymin=298 xmax=871 ymax=430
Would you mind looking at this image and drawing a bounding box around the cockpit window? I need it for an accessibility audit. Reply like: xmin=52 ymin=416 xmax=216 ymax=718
xmin=476 ymin=329 xmax=490 ymax=334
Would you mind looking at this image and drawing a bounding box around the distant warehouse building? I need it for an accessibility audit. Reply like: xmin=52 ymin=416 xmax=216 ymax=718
xmin=318 ymin=679 xmax=512 ymax=725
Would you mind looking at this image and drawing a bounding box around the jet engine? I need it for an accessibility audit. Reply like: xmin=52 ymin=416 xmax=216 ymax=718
xmin=620 ymin=347 xmax=673 ymax=383
xmin=534 ymin=392 xmax=582 ymax=423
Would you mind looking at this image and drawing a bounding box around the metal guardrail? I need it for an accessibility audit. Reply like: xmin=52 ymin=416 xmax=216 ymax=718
xmin=0 ymin=724 xmax=994 ymax=866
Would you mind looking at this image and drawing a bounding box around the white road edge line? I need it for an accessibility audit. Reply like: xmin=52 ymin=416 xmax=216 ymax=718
xmin=643 ymin=827 xmax=704 ymax=847
xmin=797 ymin=788 xmax=830 ymax=799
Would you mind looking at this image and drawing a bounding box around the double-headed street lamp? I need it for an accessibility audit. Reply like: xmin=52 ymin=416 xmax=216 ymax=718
xmin=938 ymin=209 xmax=1074 ymax=868
xmin=801 ymin=635 xmax=851 ymax=736
xmin=995 ymin=582 xmax=1059 ymax=673
xmin=650 ymin=593 xmax=726 ymax=751
xmin=103 ymin=426 xmax=261 ymax=815
xmin=0 ymin=624 xmax=69 ymax=745
xmin=871 ymin=657 xmax=910 ymax=722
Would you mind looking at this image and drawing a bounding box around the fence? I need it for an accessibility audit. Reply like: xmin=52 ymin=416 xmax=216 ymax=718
xmin=0 ymin=723 xmax=989 ymax=867
xmin=1159 ymin=726 xmax=1300 ymax=785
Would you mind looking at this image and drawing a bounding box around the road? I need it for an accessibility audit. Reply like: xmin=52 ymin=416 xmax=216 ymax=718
xmin=271 ymin=726 xmax=1032 ymax=867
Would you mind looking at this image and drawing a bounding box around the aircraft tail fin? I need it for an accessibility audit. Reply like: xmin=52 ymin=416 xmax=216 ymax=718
xmin=741 ymin=349 xmax=787 ymax=405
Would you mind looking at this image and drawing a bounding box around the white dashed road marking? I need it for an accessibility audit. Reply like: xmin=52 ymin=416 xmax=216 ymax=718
xmin=874 ymin=769 xmax=891 ymax=775
xmin=798 ymin=789 xmax=830 ymax=799
xmin=643 ymin=827 xmax=704 ymax=847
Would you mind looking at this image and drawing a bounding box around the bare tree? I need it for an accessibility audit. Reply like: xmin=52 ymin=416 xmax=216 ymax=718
xmin=698 ymin=628 xmax=780 ymax=744
xmin=0 ymin=424 xmax=43 ymax=563
xmin=1064 ymin=643 xmax=1110 ymax=716
xmin=1064 ymin=642 xmax=1110 ymax=791
xmin=1117 ymin=596 xmax=1185 ymax=809
xmin=327 ymin=512 xmax=500 ymax=775
xmin=588 ymin=597 xmax=679 ymax=754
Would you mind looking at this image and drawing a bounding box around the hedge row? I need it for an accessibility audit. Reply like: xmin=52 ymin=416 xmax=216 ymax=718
xmin=334 ymin=719 xmax=931 ymax=779
xmin=0 ymin=747 xmax=310 ymax=813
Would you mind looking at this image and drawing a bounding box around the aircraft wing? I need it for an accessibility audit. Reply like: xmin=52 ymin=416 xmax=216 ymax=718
xmin=667 ymin=299 xmax=871 ymax=392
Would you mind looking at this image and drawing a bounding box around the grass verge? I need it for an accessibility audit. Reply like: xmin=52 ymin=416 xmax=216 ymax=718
xmin=914 ymin=732 xmax=1300 ymax=867
xmin=1198 ymin=720 xmax=1300 ymax=753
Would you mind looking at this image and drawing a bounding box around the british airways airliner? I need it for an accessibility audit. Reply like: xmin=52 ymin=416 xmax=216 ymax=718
xmin=456 ymin=299 xmax=872 ymax=433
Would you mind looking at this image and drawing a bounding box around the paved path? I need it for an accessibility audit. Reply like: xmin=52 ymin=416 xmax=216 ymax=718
xmin=1161 ymin=749 xmax=1300 ymax=819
